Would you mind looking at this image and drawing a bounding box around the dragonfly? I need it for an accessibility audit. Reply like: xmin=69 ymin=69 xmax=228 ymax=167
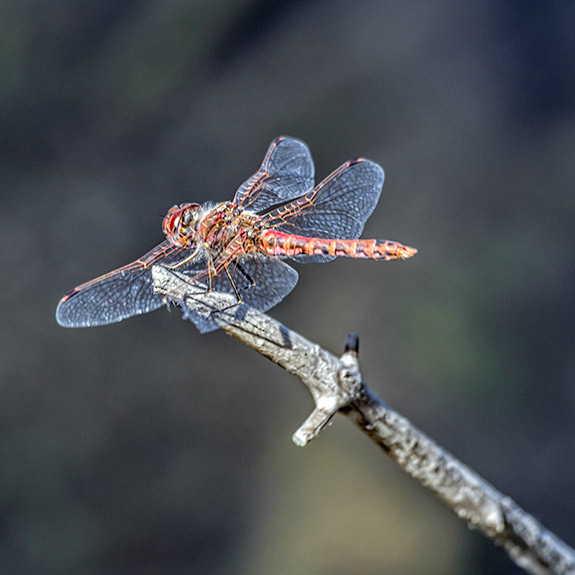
xmin=56 ymin=136 xmax=417 ymax=332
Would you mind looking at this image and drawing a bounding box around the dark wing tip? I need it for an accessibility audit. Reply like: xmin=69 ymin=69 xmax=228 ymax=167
xmin=271 ymin=135 xmax=292 ymax=146
xmin=55 ymin=290 xmax=78 ymax=327
xmin=272 ymin=135 xmax=309 ymax=147
xmin=347 ymin=157 xmax=385 ymax=186
xmin=55 ymin=287 xmax=104 ymax=328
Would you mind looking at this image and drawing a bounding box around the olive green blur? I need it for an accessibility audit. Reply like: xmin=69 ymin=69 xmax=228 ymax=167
xmin=0 ymin=1 xmax=574 ymax=574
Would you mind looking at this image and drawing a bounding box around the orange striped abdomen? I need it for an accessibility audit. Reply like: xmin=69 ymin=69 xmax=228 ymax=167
xmin=259 ymin=230 xmax=417 ymax=261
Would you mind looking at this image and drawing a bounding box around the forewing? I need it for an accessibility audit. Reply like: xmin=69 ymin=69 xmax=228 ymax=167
xmin=56 ymin=240 xmax=202 ymax=327
xmin=233 ymin=137 xmax=314 ymax=213
xmin=261 ymin=159 xmax=384 ymax=262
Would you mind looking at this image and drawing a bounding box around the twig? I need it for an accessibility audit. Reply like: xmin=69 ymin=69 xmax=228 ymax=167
xmin=152 ymin=266 xmax=575 ymax=575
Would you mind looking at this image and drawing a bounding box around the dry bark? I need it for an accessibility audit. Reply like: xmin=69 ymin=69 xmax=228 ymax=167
xmin=153 ymin=265 xmax=575 ymax=575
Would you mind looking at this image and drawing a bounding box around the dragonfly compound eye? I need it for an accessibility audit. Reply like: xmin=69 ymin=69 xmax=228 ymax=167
xmin=162 ymin=203 xmax=202 ymax=246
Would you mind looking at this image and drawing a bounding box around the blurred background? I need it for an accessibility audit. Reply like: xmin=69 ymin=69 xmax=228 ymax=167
xmin=1 ymin=0 xmax=574 ymax=573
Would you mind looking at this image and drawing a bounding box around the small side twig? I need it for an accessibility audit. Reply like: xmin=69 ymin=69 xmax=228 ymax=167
xmin=152 ymin=266 xmax=575 ymax=575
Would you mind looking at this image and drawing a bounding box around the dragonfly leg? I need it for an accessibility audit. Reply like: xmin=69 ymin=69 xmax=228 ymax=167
xmin=204 ymin=263 xmax=245 ymax=321
xmin=235 ymin=261 xmax=256 ymax=290
xmin=223 ymin=264 xmax=243 ymax=305
xmin=164 ymin=245 xmax=201 ymax=270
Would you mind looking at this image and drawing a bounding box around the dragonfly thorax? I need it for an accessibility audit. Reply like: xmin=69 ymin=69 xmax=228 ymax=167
xmin=197 ymin=203 xmax=261 ymax=254
xmin=162 ymin=203 xmax=201 ymax=246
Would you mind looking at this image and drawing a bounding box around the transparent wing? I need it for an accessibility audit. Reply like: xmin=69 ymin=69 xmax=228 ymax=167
xmin=221 ymin=257 xmax=299 ymax=311
xmin=56 ymin=240 xmax=205 ymax=327
xmin=179 ymin=257 xmax=299 ymax=333
xmin=261 ymin=158 xmax=385 ymax=262
xmin=232 ymin=136 xmax=315 ymax=213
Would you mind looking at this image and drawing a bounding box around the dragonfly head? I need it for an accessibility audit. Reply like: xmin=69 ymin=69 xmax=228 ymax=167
xmin=163 ymin=203 xmax=201 ymax=246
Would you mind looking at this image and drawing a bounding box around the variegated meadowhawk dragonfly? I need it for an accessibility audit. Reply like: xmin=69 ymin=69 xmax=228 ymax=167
xmin=56 ymin=137 xmax=416 ymax=332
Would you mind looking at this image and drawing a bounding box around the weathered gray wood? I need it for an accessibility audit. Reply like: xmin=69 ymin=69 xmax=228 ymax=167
xmin=152 ymin=265 xmax=575 ymax=575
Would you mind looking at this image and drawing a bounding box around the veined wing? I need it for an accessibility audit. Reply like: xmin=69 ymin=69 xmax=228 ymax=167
xmin=179 ymin=257 xmax=299 ymax=333
xmin=232 ymin=136 xmax=314 ymax=213
xmin=56 ymin=240 xmax=205 ymax=327
xmin=261 ymin=158 xmax=384 ymax=262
